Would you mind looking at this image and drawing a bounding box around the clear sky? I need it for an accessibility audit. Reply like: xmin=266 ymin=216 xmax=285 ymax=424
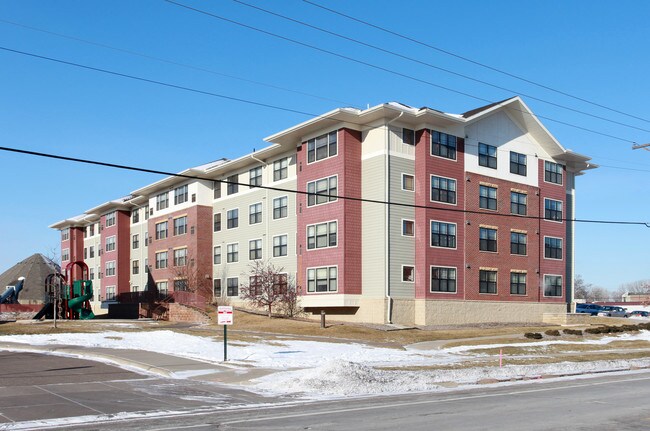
xmin=1 ymin=0 xmax=648 ymax=291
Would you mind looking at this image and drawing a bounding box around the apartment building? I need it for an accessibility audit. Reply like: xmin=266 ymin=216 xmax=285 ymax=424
xmin=51 ymin=97 xmax=595 ymax=325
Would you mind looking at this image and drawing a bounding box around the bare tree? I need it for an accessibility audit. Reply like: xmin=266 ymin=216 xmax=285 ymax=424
xmin=239 ymin=261 xmax=300 ymax=318
xmin=170 ymin=251 xmax=212 ymax=300
xmin=610 ymin=286 xmax=627 ymax=302
xmin=574 ymin=274 xmax=592 ymax=300
xmin=620 ymin=279 xmax=650 ymax=295
xmin=589 ymin=286 xmax=610 ymax=302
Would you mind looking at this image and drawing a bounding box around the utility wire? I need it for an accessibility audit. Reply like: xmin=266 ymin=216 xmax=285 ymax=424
xmin=163 ymin=0 xmax=636 ymax=144
xmin=231 ymin=0 xmax=650 ymax=134
xmin=303 ymin=0 xmax=650 ymax=125
xmin=1 ymin=145 xmax=648 ymax=227
xmin=0 ymin=18 xmax=356 ymax=107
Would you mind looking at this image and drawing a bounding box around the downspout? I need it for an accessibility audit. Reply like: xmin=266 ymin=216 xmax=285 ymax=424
xmin=385 ymin=112 xmax=403 ymax=324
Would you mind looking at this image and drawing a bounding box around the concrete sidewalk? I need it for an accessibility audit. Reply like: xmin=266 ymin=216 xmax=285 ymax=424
xmin=0 ymin=341 xmax=275 ymax=385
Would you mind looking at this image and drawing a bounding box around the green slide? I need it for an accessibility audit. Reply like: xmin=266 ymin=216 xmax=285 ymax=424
xmin=68 ymin=280 xmax=95 ymax=320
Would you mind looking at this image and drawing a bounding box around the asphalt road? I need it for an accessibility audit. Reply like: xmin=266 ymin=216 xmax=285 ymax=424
xmin=3 ymin=351 xmax=650 ymax=431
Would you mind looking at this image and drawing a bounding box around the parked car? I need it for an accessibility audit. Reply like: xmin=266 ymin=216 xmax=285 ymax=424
xmin=629 ymin=310 xmax=650 ymax=319
xmin=598 ymin=306 xmax=629 ymax=318
xmin=575 ymin=303 xmax=603 ymax=316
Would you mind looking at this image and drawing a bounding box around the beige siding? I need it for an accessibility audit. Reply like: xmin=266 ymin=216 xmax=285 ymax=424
xmin=361 ymin=154 xmax=387 ymax=298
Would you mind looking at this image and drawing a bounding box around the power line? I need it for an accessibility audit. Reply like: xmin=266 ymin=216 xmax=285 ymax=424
xmin=163 ymin=0 xmax=636 ymax=144
xmin=302 ymin=0 xmax=650 ymax=125
xmin=231 ymin=0 xmax=650 ymax=134
xmin=1 ymin=145 xmax=648 ymax=227
xmin=0 ymin=18 xmax=356 ymax=107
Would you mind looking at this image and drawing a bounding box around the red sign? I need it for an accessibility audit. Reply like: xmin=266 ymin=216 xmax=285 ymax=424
xmin=218 ymin=306 xmax=233 ymax=325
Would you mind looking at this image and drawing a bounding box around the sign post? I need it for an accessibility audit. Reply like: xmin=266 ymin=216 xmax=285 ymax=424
xmin=217 ymin=306 xmax=233 ymax=361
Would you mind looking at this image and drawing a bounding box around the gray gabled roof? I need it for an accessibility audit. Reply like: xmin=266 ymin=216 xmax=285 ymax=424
xmin=0 ymin=254 xmax=60 ymax=304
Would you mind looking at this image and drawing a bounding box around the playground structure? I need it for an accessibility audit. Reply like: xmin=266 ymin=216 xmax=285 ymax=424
xmin=0 ymin=277 xmax=24 ymax=304
xmin=34 ymin=261 xmax=95 ymax=320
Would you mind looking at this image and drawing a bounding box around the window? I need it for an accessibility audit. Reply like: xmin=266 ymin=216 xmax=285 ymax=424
xmin=249 ymin=239 xmax=262 ymax=260
xmin=307 ymin=131 xmax=337 ymax=163
xmin=105 ymin=236 xmax=116 ymax=252
xmin=430 ymin=176 xmax=456 ymax=204
xmin=480 ymin=227 xmax=497 ymax=252
xmin=545 ymin=237 xmax=563 ymax=259
xmin=213 ymin=181 xmax=221 ymax=199
xmin=105 ymin=211 xmax=116 ymax=227
xmin=249 ymin=166 xmax=262 ymax=187
xmin=510 ymin=232 xmax=527 ymax=255
xmin=510 ymin=152 xmax=527 ymax=176
xmin=227 ymin=243 xmax=239 ymax=263
xmin=145 ymin=233 xmax=149 ymax=246
xmin=89 ymin=246 xmax=94 ymax=258
xmin=157 ymin=281 xmax=168 ymax=295
xmin=307 ymin=176 xmax=337 ymax=206
xmin=511 ymin=272 xmax=526 ymax=295
xmin=213 ymin=246 xmax=221 ymax=264
xmin=173 ymin=248 xmax=187 ymax=266
xmin=431 ymin=130 xmax=457 ymax=160
xmin=544 ymin=275 xmax=563 ymax=297
xmin=105 ymin=261 xmax=116 ymax=277
xmin=132 ymin=260 xmax=139 ymax=275
xmin=61 ymin=228 xmax=69 ymax=241
xmin=545 ymin=199 xmax=563 ymax=221
xmin=144 ymin=205 xmax=149 ymax=220
xmin=227 ymin=174 xmax=238 ymax=195
xmin=511 ymin=192 xmax=527 ymax=215
xmin=479 ymin=143 xmax=497 ymax=169
xmin=307 ymin=221 xmax=337 ymax=249
xmin=156 ymin=192 xmax=169 ymax=211
xmin=545 ymin=161 xmax=563 ymax=184
xmin=132 ymin=234 xmax=139 ymax=249
xmin=89 ymin=268 xmax=94 ymax=280
xmin=213 ymin=213 xmax=222 ymax=232
xmin=132 ymin=209 xmax=139 ymax=224
xmin=173 ymin=216 xmax=187 ymax=236
xmin=273 ymin=196 xmax=288 ymax=219
xmin=155 ymin=221 xmax=168 ymax=240
xmin=227 ymin=209 xmax=239 ymax=229
xmin=249 ymin=203 xmax=262 ymax=225
xmin=402 ymin=174 xmax=414 ymax=191
xmin=273 ymin=235 xmax=288 ymax=257
xmin=62 ymin=248 xmax=69 ymax=261
xmin=479 ymin=270 xmax=497 ymax=294
xmin=431 ymin=267 xmax=456 ymax=293
xmin=479 ymin=185 xmax=497 ymax=210
xmin=89 ymin=224 xmax=95 ymax=236
xmin=174 ymin=279 xmax=188 ymax=291
xmin=106 ymin=286 xmax=116 ymax=301
xmin=227 ymin=277 xmax=239 ymax=297
xmin=402 ymin=266 xmax=414 ymax=282
xmin=307 ymin=266 xmax=337 ymax=292
xmin=155 ymin=252 xmax=168 ymax=269
xmin=144 ymin=258 xmax=149 ymax=273
xmin=431 ymin=221 xmax=456 ymax=248
xmin=174 ymin=185 xmax=188 ymax=205
xmin=273 ymin=273 xmax=288 ymax=295
xmin=402 ymin=128 xmax=415 ymax=146
xmin=273 ymin=158 xmax=288 ymax=181
xmin=84 ymin=247 xmax=87 ymax=259
xmin=402 ymin=220 xmax=414 ymax=237
xmin=213 ymin=279 xmax=222 ymax=297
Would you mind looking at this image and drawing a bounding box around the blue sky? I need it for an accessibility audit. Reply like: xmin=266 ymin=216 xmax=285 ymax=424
xmin=1 ymin=0 xmax=648 ymax=291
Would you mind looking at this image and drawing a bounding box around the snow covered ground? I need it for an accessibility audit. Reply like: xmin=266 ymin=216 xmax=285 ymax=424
xmin=2 ymin=328 xmax=650 ymax=398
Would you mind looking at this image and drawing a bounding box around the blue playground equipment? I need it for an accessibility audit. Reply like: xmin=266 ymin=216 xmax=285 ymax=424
xmin=0 ymin=277 xmax=24 ymax=304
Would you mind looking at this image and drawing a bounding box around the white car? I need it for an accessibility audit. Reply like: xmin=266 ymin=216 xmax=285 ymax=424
xmin=597 ymin=306 xmax=629 ymax=318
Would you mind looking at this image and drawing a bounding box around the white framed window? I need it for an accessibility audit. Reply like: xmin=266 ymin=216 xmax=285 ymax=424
xmin=106 ymin=285 xmax=116 ymax=301
xmin=174 ymin=279 xmax=188 ymax=291
xmin=157 ymin=281 xmax=168 ymax=295
xmin=227 ymin=174 xmax=238 ymax=195
xmin=213 ymin=181 xmax=221 ymax=199
xmin=544 ymin=274 xmax=563 ymax=297
xmin=479 ymin=269 xmax=497 ymax=294
xmin=155 ymin=251 xmax=168 ymax=269
xmin=307 ymin=131 xmax=337 ymax=163
xmin=402 ymin=219 xmax=414 ymax=237
xmin=402 ymin=265 xmax=415 ymax=282
xmin=105 ymin=261 xmax=116 ymax=277
xmin=105 ymin=211 xmax=116 ymax=227
xmin=227 ymin=208 xmax=239 ymax=229
xmin=213 ymin=213 xmax=221 ymax=232
xmin=307 ymin=221 xmax=337 ymax=249
xmin=510 ymin=152 xmax=527 ymax=176
xmin=544 ymin=236 xmax=563 ymax=260
xmin=132 ymin=209 xmax=139 ymax=224
xmin=105 ymin=236 xmax=116 ymax=252
xmin=213 ymin=246 xmax=221 ymax=264
xmin=544 ymin=198 xmax=563 ymax=222
xmin=213 ymin=279 xmax=222 ymax=297
xmin=479 ymin=143 xmax=497 ymax=169
xmin=307 ymin=175 xmax=337 ymax=206
xmin=132 ymin=260 xmax=139 ymax=275
xmin=155 ymin=221 xmax=168 ymax=240
xmin=173 ymin=216 xmax=187 ymax=236
xmin=156 ymin=192 xmax=169 ymax=211
xmin=479 ymin=185 xmax=497 ymax=210
xmin=249 ymin=166 xmax=262 ymax=187
xmin=227 ymin=277 xmax=239 ymax=297
xmin=307 ymin=266 xmax=338 ymax=293
xmin=431 ymin=130 xmax=457 ymax=160
xmin=431 ymin=266 xmax=456 ymax=293
xmin=430 ymin=175 xmax=456 ymax=204
xmin=62 ymin=248 xmax=70 ymax=262
xmin=273 ymin=157 xmax=288 ymax=181
xmin=402 ymin=128 xmax=415 ymax=146
xmin=273 ymin=234 xmax=288 ymax=257
xmin=545 ymin=161 xmax=563 ymax=185
xmin=430 ymin=221 xmax=456 ymax=249
xmin=510 ymin=272 xmax=527 ymax=295
xmin=61 ymin=228 xmax=70 ymax=241
xmin=402 ymin=174 xmax=414 ymax=191
xmin=249 ymin=239 xmax=262 ymax=260
xmin=227 ymin=243 xmax=239 ymax=263
xmin=173 ymin=248 xmax=187 ymax=267
xmin=174 ymin=184 xmax=188 ymax=205
xmin=249 ymin=202 xmax=262 ymax=225
xmin=132 ymin=234 xmax=139 ymax=249
xmin=273 ymin=196 xmax=288 ymax=219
